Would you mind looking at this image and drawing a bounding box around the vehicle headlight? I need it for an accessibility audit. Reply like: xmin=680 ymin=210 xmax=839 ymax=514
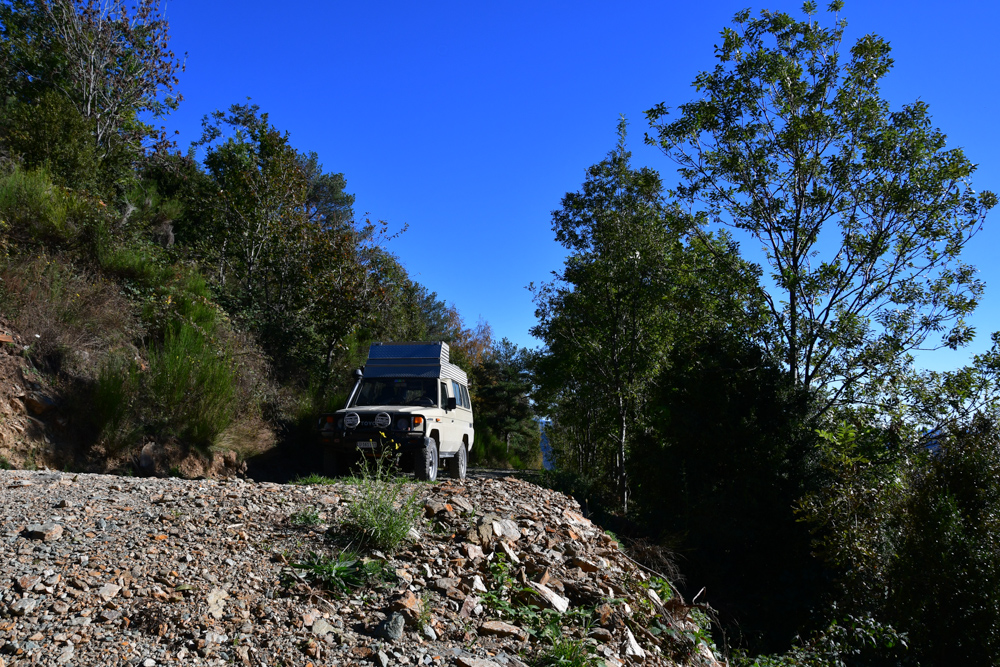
xmin=393 ymin=416 xmax=425 ymax=432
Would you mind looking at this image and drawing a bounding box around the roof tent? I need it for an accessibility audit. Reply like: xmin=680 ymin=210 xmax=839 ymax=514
xmin=364 ymin=341 xmax=468 ymax=383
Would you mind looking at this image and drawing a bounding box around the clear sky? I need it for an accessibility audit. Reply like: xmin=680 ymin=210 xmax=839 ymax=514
xmin=159 ymin=1 xmax=1000 ymax=372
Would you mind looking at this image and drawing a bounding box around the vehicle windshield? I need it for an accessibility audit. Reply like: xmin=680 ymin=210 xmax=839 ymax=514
xmin=352 ymin=378 xmax=437 ymax=407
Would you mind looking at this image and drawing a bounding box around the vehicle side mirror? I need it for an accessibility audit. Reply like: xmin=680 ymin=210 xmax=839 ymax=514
xmin=447 ymin=396 xmax=457 ymax=411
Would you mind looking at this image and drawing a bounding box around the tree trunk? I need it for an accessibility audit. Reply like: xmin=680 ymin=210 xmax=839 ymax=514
xmin=618 ymin=413 xmax=629 ymax=513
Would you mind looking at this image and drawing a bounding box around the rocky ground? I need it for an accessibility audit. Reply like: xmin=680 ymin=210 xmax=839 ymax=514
xmin=0 ymin=469 xmax=722 ymax=667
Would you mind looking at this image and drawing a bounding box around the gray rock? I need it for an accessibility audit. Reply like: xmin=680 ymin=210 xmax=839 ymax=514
xmin=25 ymin=523 xmax=63 ymax=541
xmin=9 ymin=598 xmax=36 ymax=616
xmin=377 ymin=612 xmax=406 ymax=642
xmin=312 ymin=618 xmax=333 ymax=636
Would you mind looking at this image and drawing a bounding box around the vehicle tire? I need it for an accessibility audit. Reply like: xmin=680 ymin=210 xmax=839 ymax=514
xmin=416 ymin=439 xmax=439 ymax=482
xmin=447 ymin=442 xmax=467 ymax=480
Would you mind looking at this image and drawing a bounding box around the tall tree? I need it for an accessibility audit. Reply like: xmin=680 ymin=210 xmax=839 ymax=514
xmin=533 ymin=118 xmax=686 ymax=511
xmin=646 ymin=2 xmax=996 ymax=412
xmin=0 ymin=0 xmax=183 ymax=158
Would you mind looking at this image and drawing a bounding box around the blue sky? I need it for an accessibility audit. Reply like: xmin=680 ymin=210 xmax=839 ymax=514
xmin=160 ymin=1 xmax=1000 ymax=371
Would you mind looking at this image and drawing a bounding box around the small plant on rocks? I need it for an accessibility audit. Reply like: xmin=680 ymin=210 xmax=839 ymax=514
xmin=291 ymin=473 xmax=337 ymax=486
xmin=289 ymin=507 xmax=321 ymax=527
xmin=532 ymin=632 xmax=602 ymax=667
xmin=290 ymin=550 xmax=395 ymax=594
xmin=340 ymin=456 xmax=421 ymax=552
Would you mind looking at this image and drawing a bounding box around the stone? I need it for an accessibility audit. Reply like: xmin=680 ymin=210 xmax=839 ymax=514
xmin=495 ymin=519 xmax=521 ymax=541
xmin=9 ymin=598 xmax=36 ymax=616
xmin=457 ymin=658 xmax=501 ymax=667
xmin=312 ymin=619 xmax=333 ymax=636
xmin=449 ymin=495 xmax=474 ymax=514
xmin=423 ymin=500 xmax=450 ymax=517
xmin=25 ymin=523 xmax=63 ymax=541
xmin=96 ymin=583 xmax=121 ymax=601
xmin=588 ymin=628 xmax=613 ymax=643
xmin=479 ymin=620 xmax=527 ymax=641
xmin=206 ymin=588 xmax=229 ymax=619
xmin=24 ymin=393 xmax=55 ymax=415
xmin=562 ymin=509 xmax=591 ymax=526
xmin=459 ymin=595 xmax=480 ymax=619
xmin=569 ymin=557 xmax=600 ymax=573
xmin=421 ymin=623 xmax=437 ymax=641
xmin=389 ymin=590 xmax=422 ymax=613
xmin=527 ymin=582 xmax=570 ymax=613
xmin=98 ymin=609 xmax=122 ymax=623
xmin=497 ymin=540 xmax=520 ymax=565
xmin=377 ymin=612 xmax=405 ymax=642
xmin=15 ymin=574 xmax=41 ymax=592
xmin=432 ymin=577 xmax=461 ymax=592
xmin=463 ymin=543 xmax=484 ymax=560
xmin=624 ymin=627 xmax=645 ymax=660
xmin=377 ymin=650 xmax=391 ymax=667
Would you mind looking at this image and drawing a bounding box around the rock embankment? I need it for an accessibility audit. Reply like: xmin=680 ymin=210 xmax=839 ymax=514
xmin=0 ymin=470 xmax=721 ymax=666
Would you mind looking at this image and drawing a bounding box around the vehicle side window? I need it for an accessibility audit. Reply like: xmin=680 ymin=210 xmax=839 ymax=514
xmin=451 ymin=381 xmax=462 ymax=408
xmin=460 ymin=385 xmax=471 ymax=410
xmin=440 ymin=382 xmax=448 ymax=408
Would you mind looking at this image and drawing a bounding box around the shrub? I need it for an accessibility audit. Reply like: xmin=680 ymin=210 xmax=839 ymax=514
xmin=0 ymin=92 xmax=101 ymax=193
xmin=146 ymin=323 xmax=237 ymax=448
xmin=92 ymin=352 xmax=141 ymax=452
xmin=289 ymin=507 xmax=321 ymax=527
xmin=341 ymin=457 xmax=422 ymax=552
xmin=0 ymin=166 xmax=71 ymax=244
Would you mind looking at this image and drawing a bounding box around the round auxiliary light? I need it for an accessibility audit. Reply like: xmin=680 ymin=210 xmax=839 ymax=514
xmin=375 ymin=412 xmax=392 ymax=429
xmin=396 ymin=418 xmax=409 ymax=431
xmin=344 ymin=412 xmax=360 ymax=429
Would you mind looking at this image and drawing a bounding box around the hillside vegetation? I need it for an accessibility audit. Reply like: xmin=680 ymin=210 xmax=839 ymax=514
xmin=0 ymin=0 xmax=540 ymax=475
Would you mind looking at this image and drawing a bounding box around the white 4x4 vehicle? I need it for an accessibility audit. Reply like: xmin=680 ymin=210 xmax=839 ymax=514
xmin=318 ymin=342 xmax=474 ymax=481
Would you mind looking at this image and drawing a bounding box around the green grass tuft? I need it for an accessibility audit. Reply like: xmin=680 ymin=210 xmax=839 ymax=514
xmin=340 ymin=457 xmax=422 ymax=552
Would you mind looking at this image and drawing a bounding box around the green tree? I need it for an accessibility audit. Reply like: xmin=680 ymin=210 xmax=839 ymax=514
xmin=0 ymin=0 xmax=183 ymax=156
xmin=646 ymin=2 xmax=996 ymax=412
xmin=534 ymin=118 xmax=763 ymax=510
xmin=300 ymin=151 xmax=354 ymax=232
xmin=472 ymin=338 xmax=537 ymax=457
xmin=532 ymin=119 xmax=677 ymax=510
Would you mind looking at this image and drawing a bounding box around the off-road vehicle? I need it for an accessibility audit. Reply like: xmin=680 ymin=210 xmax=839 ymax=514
xmin=317 ymin=341 xmax=473 ymax=481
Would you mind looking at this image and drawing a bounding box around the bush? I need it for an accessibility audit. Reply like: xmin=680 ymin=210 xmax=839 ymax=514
xmin=341 ymin=457 xmax=422 ymax=552
xmin=92 ymin=352 xmax=141 ymax=452
xmin=0 ymin=166 xmax=71 ymax=244
xmin=0 ymin=92 xmax=101 ymax=193
xmin=146 ymin=323 xmax=237 ymax=448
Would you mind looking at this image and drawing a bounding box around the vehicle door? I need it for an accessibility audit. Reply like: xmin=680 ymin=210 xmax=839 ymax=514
xmin=435 ymin=380 xmax=460 ymax=453
xmin=451 ymin=380 xmax=474 ymax=451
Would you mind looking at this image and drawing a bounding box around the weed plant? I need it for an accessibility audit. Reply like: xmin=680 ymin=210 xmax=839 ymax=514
xmin=292 ymin=474 xmax=338 ymax=486
xmin=340 ymin=456 xmax=421 ymax=552
xmin=291 ymin=550 xmax=395 ymax=594
xmin=532 ymin=634 xmax=601 ymax=667
xmin=289 ymin=507 xmax=321 ymax=527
